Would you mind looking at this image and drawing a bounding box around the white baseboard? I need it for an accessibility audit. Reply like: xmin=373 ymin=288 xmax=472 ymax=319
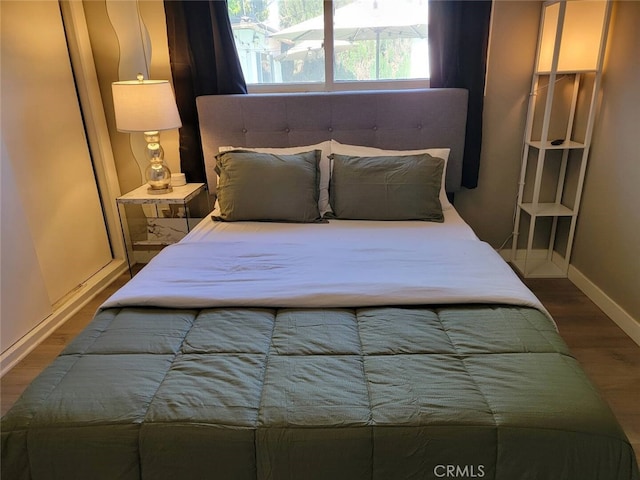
xmin=497 ymin=248 xmax=640 ymax=346
xmin=568 ymin=265 xmax=640 ymax=347
xmin=0 ymin=260 xmax=128 ymax=377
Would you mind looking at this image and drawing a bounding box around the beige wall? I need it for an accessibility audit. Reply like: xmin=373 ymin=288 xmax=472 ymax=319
xmin=83 ymin=0 xmax=178 ymax=195
xmin=84 ymin=0 xmax=139 ymax=195
xmin=570 ymin=0 xmax=640 ymax=322
xmin=455 ymin=1 xmax=541 ymax=248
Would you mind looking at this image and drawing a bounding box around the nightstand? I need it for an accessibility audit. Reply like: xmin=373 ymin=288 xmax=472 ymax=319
xmin=116 ymin=183 xmax=208 ymax=274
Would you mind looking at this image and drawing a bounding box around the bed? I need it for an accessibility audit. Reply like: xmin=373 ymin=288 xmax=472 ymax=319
xmin=2 ymin=89 xmax=638 ymax=480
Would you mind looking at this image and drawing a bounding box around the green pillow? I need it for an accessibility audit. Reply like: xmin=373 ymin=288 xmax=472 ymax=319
xmin=329 ymin=153 xmax=444 ymax=222
xmin=214 ymin=150 xmax=322 ymax=222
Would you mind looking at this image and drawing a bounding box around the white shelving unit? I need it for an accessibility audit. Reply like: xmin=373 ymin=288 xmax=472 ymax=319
xmin=511 ymin=0 xmax=612 ymax=278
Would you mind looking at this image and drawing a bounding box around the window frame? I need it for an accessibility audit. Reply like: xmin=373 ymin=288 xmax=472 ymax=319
xmin=243 ymin=0 xmax=430 ymax=93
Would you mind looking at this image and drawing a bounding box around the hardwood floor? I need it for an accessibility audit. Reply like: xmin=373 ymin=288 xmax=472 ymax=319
xmin=522 ymin=278 xmax=640 ymax=465
xmin=2 ymin=274 xmax=639 ymax=464
xmin=1 ymin=270 xmax=132 ymax=416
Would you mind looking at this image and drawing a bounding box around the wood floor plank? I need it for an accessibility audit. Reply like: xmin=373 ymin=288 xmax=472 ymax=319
xmin=1 ymin=274 xmax=638 ymax=465
xmin=523 ymin=277 xmax=640 ymax=464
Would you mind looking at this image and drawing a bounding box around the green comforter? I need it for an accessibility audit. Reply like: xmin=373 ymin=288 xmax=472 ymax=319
xmin=2 ymin=305 xmax=638 ymax=479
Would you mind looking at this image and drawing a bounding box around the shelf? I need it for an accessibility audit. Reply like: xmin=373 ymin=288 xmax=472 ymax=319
xmin=526 ymin=140 xmax=585 ymax=150
xmin=132 ymin=241 xmax=171 ymax=251
xmin=512 ymin=0 xmax=610 ymax=279
xmin=519 ymin=202 xmax=576 ymax=217
xmin=511 ymin=251 xmax=568 ymax=278
xmin=534 ymin=69 xmax=598 ymax=75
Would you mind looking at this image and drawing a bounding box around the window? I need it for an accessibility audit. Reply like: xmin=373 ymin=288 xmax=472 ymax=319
xmin=227 ymin=0 xmax=429 ymax=91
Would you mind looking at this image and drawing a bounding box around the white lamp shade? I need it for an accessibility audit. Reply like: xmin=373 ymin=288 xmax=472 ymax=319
xmin=537 ymin=0 xmax=608 ymax=72
xmin=111 ymin=79 xmax=182 ymax=132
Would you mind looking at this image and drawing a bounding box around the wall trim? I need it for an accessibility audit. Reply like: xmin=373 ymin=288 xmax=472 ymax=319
xmin=568 ymin=265 xmax=640 ymax=347
xmin=0 ymin=260 xmax=127 ymax=377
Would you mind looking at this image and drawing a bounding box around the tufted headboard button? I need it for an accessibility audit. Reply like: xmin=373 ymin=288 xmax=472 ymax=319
xmin=372 ymin=126 xmax=378 ymax=131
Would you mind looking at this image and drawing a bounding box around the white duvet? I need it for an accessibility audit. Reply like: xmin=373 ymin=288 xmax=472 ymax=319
xmin=103 ymin=209 xmax=547 ymax=316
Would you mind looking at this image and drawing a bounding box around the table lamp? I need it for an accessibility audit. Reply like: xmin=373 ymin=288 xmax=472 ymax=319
xmin=112 ymin=74 xmax=182 ymax=194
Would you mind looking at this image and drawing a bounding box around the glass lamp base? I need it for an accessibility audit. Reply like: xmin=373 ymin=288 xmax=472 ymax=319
xmin=144 ymin=131 xmax=172 ymax=195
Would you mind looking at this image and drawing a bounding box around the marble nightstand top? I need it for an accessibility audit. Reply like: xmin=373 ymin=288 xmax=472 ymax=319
xmin=117 ymin=183 xmax=206 ymax=205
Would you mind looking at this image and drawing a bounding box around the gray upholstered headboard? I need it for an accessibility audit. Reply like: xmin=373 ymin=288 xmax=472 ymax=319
xmin=196 ymin=88 xmax=468 ymax=194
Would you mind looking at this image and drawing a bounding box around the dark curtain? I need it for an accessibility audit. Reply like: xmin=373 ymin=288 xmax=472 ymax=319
xmin=429 ymin=0 xmax=492 ymax=189
xmin=164 ymin=0 xmax=247 ymax=183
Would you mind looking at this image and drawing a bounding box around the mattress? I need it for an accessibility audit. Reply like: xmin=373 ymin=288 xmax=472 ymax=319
xmin=2 ymin=212 xmax=638 ymax=479
xmin=101 ymin=209 xmax=547 ymax=311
